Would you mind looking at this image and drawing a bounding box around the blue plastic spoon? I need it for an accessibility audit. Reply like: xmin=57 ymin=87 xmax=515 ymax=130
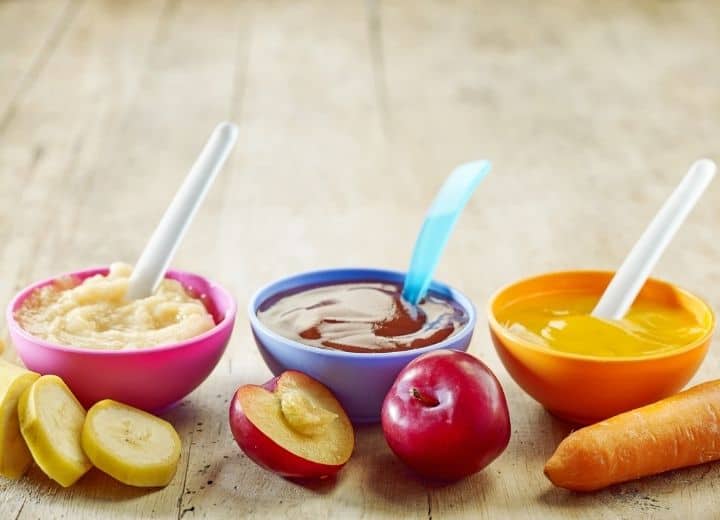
xmin=401 ymin=160 xmax=491 ymax=305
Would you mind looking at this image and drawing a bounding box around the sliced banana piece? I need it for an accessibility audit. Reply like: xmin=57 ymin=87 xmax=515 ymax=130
xmin=18 ymin=375 xmax=92 ymax=487
xmin=81 ymin=400 xmax=181 ymax=487
xmin=0 ymin=360 xmax=39 ymax=479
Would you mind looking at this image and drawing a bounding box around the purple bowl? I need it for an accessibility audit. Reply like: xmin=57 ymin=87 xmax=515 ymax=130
xmin=7 ymin=266 xmax=237 ymax=412
xmin=249 ymin=268 xmax=477 ymax=424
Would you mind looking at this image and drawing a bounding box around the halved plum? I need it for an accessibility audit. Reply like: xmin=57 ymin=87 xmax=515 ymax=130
xmin=229 ymin=371 xmax=354 ymax=478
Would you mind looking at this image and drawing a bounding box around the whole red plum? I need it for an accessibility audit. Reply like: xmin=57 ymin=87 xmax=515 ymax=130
xmin=381 ymin=349 xmax=511 ymax=480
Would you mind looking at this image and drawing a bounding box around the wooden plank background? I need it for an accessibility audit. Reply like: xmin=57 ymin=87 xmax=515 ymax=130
xmin=1 ymin=0 xmax=719 ymax=518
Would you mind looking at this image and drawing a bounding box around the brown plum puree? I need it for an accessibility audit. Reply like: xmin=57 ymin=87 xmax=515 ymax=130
xmin=257 ymin=281 xmax=469 ymax=353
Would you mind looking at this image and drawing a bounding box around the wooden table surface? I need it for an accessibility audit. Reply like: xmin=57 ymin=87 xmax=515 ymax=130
xmin=2 ymin=0 xmax=720 ymax=518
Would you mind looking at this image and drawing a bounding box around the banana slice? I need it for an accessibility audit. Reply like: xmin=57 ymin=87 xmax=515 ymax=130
xmin=18 ymin=375 xmax=92 ymax=487
xmin=0 ymin=360 xmax=39 ymax=479
xmin=81 ymin=400 xmax=181 ymax=487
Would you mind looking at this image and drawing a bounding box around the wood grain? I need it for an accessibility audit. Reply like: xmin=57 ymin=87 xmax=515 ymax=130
xmin=1 ymin=0 xmax=720 ymax=518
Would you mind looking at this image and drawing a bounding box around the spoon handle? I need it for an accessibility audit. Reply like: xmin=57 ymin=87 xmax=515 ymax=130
xmin=402 ymin=160 xmax=491 ymax=305
xmin=127 ymin=122 xmax=239 ymax=300
xmin=592 ymin=159 xmax=716 ymax=320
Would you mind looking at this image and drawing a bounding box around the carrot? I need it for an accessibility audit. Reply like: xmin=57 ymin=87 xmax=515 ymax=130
xmin=544 ymin=380 xmax=720 ymax=492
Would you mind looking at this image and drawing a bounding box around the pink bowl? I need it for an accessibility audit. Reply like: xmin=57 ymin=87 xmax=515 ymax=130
xmin=7 ymin=267 xmax=236 ymax=412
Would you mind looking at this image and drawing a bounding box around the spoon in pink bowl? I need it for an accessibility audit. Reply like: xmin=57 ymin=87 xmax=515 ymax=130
xmin=127 ymin=122 xmax=239 ymax=300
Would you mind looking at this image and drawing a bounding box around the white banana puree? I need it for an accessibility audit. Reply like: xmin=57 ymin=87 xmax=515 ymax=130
xmin=15 ymin=263 xmax=215 ymax=349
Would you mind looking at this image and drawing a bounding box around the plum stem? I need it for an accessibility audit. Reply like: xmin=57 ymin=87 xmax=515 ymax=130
xmin=411 ymin=388 xmax=439 ymax=407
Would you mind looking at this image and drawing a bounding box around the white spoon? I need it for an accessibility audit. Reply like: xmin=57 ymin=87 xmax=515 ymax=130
xmin=126 ymin=122 xmax=239 ymax=300
xmin=592 ymin=159 xmax=716 ymax=320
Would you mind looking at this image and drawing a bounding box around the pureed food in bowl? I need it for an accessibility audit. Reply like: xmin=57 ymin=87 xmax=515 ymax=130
xmin=9 ymin=265 xmax=236 ymax=412
xmin=257 ymin=281 xmax=469 ymax=353
xmin=250 ymin=268 xmax=476 ymax=423
xmin=498 ymin=291 xmax=709 ymax=358
xmin=15 ymin=263 xmax=215 ymax=350
xmin=489 ymin=271 xmax=714 ymax=424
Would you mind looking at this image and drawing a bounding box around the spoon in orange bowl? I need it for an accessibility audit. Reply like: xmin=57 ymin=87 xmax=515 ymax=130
xmin=592 ymin=159 xmax=716 ymax=320
xmin=126 ymin=122 xmax=239 ymax=300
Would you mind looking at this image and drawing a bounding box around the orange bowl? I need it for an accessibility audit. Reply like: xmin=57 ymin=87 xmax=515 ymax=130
xmin=488 ymin=271 xmax=715 ymax=424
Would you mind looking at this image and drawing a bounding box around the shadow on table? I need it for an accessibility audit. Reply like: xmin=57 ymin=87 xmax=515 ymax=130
xmin=539 ymin=461 xmax=720 ymax=503
xmin=162 ymin=399 xmax=201 ymax=432
xmin=286 ymin=474 xmax=338 ymax=494
xmin=362 ymin=449 xmax=498 ymax=511
xmin=26 ymin=466 xmax=157 ymax=501
xmin=358 ymin=418 xmax=499 ymax=504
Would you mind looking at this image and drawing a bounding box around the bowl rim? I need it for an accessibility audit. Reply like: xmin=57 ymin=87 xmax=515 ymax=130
xmin=7 ymin=266 xmax=238 ymax=355
xmin=248 ymin=266 xmax=477 ymax=359
xmin=487 ymin=269 xmax=716 ymax=363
